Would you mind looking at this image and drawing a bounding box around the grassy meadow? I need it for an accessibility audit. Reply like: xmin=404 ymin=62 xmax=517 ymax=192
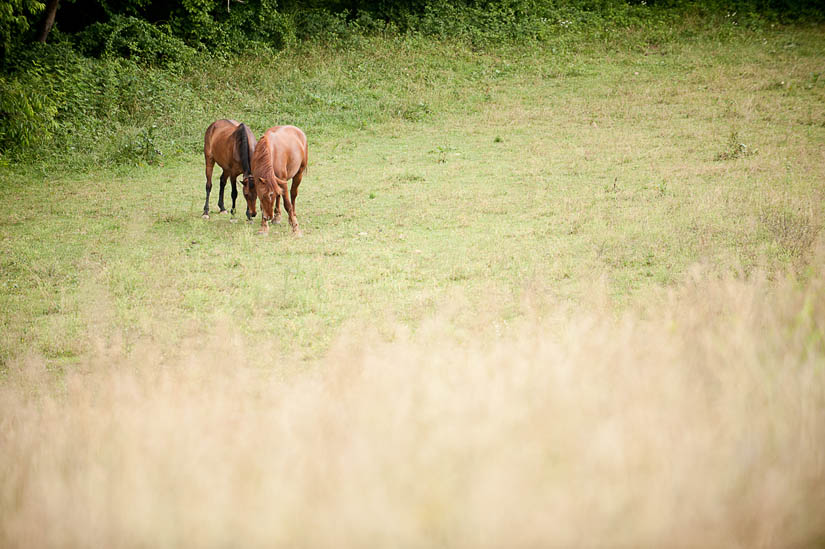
xmin=2 ymin=21 xmax=825 ymax=547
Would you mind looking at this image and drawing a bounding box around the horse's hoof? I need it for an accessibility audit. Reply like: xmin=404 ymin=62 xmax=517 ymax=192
xmin=229 ymin=219 xmax=238 ymax=224
xmin=219 ymin=210 xmax=228 ymax=215
xmin=202 ymin=214 xmax=209 ymax=219
xmin=257 ymin=230 xmax=268 ymax=235
xmin=293 ymin=229 xmax=303 ymax=238
xmin=274 ymin=217 xmax=282 ymax=224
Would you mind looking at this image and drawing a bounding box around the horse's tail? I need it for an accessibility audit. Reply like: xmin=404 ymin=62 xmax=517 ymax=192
xmin=302 ymin=131 xmax=308 ymax=175
xmin=237 ymin=123 xmax=252 ymax=176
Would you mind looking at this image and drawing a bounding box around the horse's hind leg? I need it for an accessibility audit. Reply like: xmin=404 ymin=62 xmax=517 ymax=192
xmin=217 ymin=172 xmax=228 ymax=214
xmin=230 ymin=176 xmax=238 ymax=215
xmin=203 ymin=155 xmax=215 ymax=218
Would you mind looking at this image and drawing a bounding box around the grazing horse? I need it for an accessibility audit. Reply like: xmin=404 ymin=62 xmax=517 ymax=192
xmin=202 ymin=119 xmax=257 ymax=219
xmin=249 ymin=125 xmax=308 ymax=236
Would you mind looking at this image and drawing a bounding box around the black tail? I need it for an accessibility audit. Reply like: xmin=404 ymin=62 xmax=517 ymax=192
xmin=236 ymin=123 xmax=252 ymax=176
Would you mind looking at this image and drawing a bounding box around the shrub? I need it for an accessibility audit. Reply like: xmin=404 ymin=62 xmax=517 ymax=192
xmin=293 ymin=9 xmax=353 ymax=44
xmin=204 ymin=0 xmax=296 ymax=52
xmin=0 ymin=72 xmax=58 ymax=153
xmin=74 ymin=15 xmax=195 ymax=68
xmin=0 ymin=39 xmax=200 ymax=162
xmin=0 ymin=0 xmax=44 ymax=63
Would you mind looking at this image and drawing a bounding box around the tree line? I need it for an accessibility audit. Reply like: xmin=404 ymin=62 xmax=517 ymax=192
xmin=3 ymin=0 xmax=823 ymax=64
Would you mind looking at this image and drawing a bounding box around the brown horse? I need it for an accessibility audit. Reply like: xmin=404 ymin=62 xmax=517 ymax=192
xmin=202 ymin=119 xmax=257 ymax=219
xmin=249 ymin=125 xmax=308 ymax=236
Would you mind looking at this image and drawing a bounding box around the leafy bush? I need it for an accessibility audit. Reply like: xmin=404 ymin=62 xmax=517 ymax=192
xmin=410 ymin=0 xmax=671 ymax=46
xmin=203 ymin=0 xmax=296 ymax=52
xmin=0 ymin=41 xmax=80 ymax=153
xmin=0 ymin=39 xmax=200 ymax=162
xmin=293 ymin=9 xmax=353 ymax=44
xmin=0 ymin=72 xmax=58 ymax=152
xmin=246 ymin=8 xmax=297 ymax=50
xmin=74 ymin=15 xmax=195 ymax=68
xmin=0 ymin=0 xmax=44 ymax=62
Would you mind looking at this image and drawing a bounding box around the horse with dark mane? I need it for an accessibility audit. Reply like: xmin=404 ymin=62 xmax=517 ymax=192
xmin=249 ymin=125 xmax=308 ymax=236
xmin=202 ymin=119 xmax=257 ymax=219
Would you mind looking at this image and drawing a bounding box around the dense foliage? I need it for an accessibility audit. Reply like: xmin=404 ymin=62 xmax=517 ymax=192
xmin=0 ymin=0 xmax=822 ymax=163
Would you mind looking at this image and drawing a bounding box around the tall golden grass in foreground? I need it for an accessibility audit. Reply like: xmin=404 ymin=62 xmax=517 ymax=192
xmin=2 ymin=251 xmax=824 ymax=548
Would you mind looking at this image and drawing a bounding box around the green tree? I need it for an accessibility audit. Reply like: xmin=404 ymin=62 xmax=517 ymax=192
xmin=0 ymin=0 xmax=44 ymax=59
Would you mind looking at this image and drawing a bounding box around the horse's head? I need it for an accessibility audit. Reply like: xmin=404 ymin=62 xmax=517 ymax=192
xmin=242 ymin=174 xmax=257 ymax=220
xmin=256 ymin=176 xmax=287 ymax=225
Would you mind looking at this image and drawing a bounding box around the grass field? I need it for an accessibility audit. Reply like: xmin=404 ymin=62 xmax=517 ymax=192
xmin=1 ymin=22 xmax=825 ymax=547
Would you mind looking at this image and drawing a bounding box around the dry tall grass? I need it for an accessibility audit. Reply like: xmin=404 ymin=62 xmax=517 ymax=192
xmin=2 ymin=249 xmax=824 ymax=548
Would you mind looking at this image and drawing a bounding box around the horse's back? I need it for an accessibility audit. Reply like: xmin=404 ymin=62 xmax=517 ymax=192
xmin=265 ymin=125 xmax=307 ymax=166
xmin=211 ymin=119 xmax=240 ymax=130
xmin=269 ymin=125 xmax=306 ymax=141
xmin=205 ymin=119 xmax=239 ymax=140
xmin=205 ymin=119 xmax=241 ymax=150
xmin=205 ymin=119 xmax=243 ymax=171
xmin=254 ymin=125 xmax=307 ymax=180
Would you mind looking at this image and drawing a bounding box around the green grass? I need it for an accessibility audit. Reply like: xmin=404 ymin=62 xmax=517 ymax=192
xmin=1 ymin=24 xmax=824 ymax=367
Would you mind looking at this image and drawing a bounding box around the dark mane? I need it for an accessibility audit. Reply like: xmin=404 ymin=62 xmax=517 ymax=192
xmin=235 ymin=123 xmax=253 ymax=177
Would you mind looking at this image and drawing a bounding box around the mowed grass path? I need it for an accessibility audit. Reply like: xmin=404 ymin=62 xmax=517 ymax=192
xmin=1 ymin=26 xmax=824 ymax=367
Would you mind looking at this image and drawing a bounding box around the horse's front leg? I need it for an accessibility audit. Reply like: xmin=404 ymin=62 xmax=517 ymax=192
xmin=274 ymin=193 xmax=282 ymax=224
xmin=290 ymin=169 xmax=303 ymax=212
xmin=230 ymin=176 xmax=238 ymax=215
xmin=217 ymin=173 xmax=228 ymax=214
xmin=280 ymin=181 xmax=301 ymax=237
